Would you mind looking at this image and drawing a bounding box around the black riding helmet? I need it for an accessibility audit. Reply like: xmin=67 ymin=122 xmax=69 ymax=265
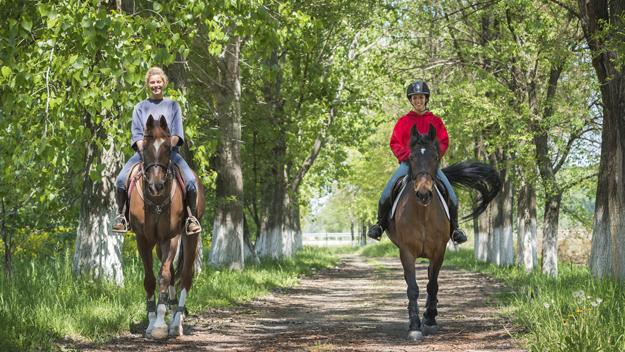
xmin=406 ymin=81 xmax=430 ymax=101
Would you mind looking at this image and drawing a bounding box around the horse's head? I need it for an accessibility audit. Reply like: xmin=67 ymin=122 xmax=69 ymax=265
xmin=407 ymin=123 xmax=441 ymax=206
xmin=143 ymin=115 xmax=172 ymax=197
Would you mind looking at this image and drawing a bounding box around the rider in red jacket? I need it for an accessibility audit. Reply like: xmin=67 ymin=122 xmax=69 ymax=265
xmin=367 ymin=81 xmax=467 ymax=245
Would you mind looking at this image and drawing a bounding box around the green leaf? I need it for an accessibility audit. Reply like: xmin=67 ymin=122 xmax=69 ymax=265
xmin=146 ymin=21 xmax=157 ymax=31
xmin=1 ymin=66 xmax=10 ymax=79
xmin=21 ymin=17 xmax=32 ymax=32
xmin=72 ymin=58 xmax=83 ymax=69
xmin=103 ymin=99 xmax=113 ymax=110
xmin=96 ymin=163 xmax=106 ymax=172
xmin=153 ymin=3 xmax=162 ymax=12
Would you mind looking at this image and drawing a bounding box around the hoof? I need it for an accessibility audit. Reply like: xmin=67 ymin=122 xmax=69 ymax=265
xmin=151 ymin=326 xmax=168 ymax=340
xmin=169 ymin=325 xmax=183 ymax=337
xmin=407 ymin=330 xmax=423 ymax=341
xmin=422 ymin=325 xmax=438 ymax=336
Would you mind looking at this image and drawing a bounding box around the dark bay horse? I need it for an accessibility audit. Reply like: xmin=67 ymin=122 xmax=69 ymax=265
xmin=128 ymin=115 xmax=205 ymax=339
xmin=386 ymin=124 xmax=501 ymax=341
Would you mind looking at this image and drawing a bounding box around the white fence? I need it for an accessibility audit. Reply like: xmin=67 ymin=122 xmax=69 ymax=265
xmin=302 ymin=232 xmax=376 ymax=247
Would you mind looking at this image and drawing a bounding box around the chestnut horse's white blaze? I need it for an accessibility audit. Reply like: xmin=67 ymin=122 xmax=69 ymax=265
xmin=153 ymin=138 xmax=166 ymax=153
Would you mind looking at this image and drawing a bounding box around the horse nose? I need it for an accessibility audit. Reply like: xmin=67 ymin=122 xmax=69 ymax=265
xmin=155 ymin=182 xmax=164 ymax=194
xmin=416 ymin=190 xmax=433 ymax=204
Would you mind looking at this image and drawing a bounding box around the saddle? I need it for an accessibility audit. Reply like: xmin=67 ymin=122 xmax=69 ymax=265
xmin=389 ymin=175 xmax=450 ymax=221
xmin=126 ymin=162 xmax=187 ymax=202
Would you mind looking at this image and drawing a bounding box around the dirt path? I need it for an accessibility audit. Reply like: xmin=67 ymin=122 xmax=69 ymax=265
xmin=98 ymin=254 xmax=523 ymax=351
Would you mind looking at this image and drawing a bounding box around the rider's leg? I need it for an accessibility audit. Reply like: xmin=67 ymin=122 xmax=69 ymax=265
xmin=170 ymin=151 xmax=201 ymax=234
xmin=437 ymin=168 xmax=467 ymax=245
xmin=113 ymin=153 xmax=141 ymax=233
xmin=367 ymin=162 xmax=410 ymax=241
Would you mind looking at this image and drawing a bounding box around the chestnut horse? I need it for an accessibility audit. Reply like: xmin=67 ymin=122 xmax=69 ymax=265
xmin=129 ymin=115 xmax=205 ymax=339
xmin=386 ymin=124 xmax=501 ymax=341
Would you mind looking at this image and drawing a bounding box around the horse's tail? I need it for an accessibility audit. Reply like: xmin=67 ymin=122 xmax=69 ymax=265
xmin=442 ymin=161 xmax=502 ymax=221
xmin=174 ymin=237 xmax=184 ymax=287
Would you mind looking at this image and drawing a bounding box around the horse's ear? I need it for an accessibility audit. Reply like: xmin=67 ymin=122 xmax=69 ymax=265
xmin=146 ymin=115 xmax=155 ymax=129
xmin=427 ymin=123 xmax=437 ymax=140
xmin=159 ymin=115 xmax=168 ymax=130
xmin=410 ymin=124 xmax=419 ymax=138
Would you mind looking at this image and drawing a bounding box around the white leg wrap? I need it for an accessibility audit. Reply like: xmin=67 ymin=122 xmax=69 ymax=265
xmin=169 ymin=288 xmax=187 ymax=337
xmin=146 ymin=295 xmax=156 ymax=338
xmin=168 ymin=286 xmax=178 ymax=326
xmin=151 ymin=303 xmax=169 ymax=339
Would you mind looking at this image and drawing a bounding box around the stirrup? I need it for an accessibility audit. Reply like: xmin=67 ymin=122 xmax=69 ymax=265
xmin=112 ymin=214 xmax=129 ymax=233
xmin=185 ymin=215 xmax=201 ymax=235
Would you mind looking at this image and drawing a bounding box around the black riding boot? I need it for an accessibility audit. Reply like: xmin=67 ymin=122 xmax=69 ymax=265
xmin=112 ymin=190 xmax=129 ymax=233
xmin=185 ymin=191 xmax=202 ymax=234
xmin=448 ymin=201 xmax=467 ymax=245
xmin=367 ymin=199 xmax=392 ymax=241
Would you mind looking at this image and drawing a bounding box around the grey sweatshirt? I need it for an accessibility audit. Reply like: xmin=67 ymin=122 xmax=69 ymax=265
xmin=130 ymin=98 xmax=184 ymax=151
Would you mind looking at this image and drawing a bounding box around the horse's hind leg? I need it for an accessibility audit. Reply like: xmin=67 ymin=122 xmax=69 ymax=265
xmin=422 ymin=255 xmax=443 ymax=336
xmin=168 ymin=260 xmax=178 ymax=326
xmin=400 ymin=249 xmax=422 ymax=341
xmin=170 ymin=233 xmax=198 ymax=337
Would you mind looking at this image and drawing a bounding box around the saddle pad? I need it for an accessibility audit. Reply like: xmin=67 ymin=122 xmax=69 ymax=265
xmin=389 ymin=184 xmax=450 ymax=221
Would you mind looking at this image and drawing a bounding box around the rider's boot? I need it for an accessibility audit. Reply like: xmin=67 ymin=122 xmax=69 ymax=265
xmin=185 ymin=191 xmax=202 ymax=235
xmin=367 ymin=198 xmax=392 ymax=241
xmin=449 ymin=200 xmax=467 ymax=245
xmin=112 ymin=189 xmax=129 ymax=233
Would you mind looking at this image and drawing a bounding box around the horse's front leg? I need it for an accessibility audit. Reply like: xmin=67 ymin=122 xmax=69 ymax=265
xmin=151 ymin=235 xmax=179 ymax=340
xmin=422 ymin=254 xmax=443 ymax=336
xmin=135 ymin=234 xmax=158 ymax=338
xmin=400 ymin=249 xmax=422 ymax=341
xmin=170 ymin=232 xmax=198 ymax=337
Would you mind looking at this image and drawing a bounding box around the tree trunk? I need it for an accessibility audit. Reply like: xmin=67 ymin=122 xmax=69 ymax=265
xmin=500 ymin=157 xmax=514 ymax=265
xmin=168 ymin=52 xmax=203 ymax=274
xmin=474 ymin=134 xmax=489 ymax=261
xmin=255 ymin=180 xmax=299 ymax=258
xmin=243 ymin=216 xmax=260 ymax=264
xmin=361 ymin=221 xmax=366 ymax=247
xmin=350 ymin=218 xmax=355 ymax=249
xmin=542 ymin=191 xmax=562 ymax=276
xmin=476 ymin=207 xmax=489 ymax=262
xmin=72 ymin=114 xmax=125 ymax=285
xmin=517 ymin=173 xmax=539 ymax=273
xmin=577 ymin=0 xmax=625 ymax=280
xmin=208 ymin=35 xmax=245 ymax=270
xmin=487 ymin=153 xmax=501 ymax=265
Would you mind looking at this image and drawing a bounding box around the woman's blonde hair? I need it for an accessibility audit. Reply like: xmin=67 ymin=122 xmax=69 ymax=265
xmin=145 ymin=67 xmax=168 ymax=88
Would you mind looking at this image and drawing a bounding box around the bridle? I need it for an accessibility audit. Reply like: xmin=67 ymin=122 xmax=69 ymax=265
xmin=142 ymin=132 xmax=173 ymax=216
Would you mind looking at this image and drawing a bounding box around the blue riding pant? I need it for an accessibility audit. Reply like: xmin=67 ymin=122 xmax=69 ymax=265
xmin=379 ymin=162 xmax=457 ymax=206
xmin=116 ymin=149 xmax=197 ymax=192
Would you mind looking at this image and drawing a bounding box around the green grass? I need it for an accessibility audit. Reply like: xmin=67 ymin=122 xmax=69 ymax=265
xmin=0 ymin=246 xmax=340 ymax=352
xmin=339 ymin=241 xmax=625 ymax=351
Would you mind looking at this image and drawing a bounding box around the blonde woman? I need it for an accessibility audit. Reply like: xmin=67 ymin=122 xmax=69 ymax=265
xmin=112 ymin=67 xmax=201 ymax=234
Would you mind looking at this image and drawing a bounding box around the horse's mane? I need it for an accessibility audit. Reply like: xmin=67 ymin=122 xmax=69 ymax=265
xmin=406 ymin=133 xmax=441 ymax=180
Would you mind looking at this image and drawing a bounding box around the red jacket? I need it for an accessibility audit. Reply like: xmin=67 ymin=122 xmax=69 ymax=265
xmin=389 ymin=110 xmax=449 ymax=163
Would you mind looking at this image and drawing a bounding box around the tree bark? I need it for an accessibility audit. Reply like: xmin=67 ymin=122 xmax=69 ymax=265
xmin=500 ymin=156 xmax=514 ymax=265
xmin=577 ymin=0 xmax=625 ymax=280
xmin=207 ymin=34 xmax=245 ymax=270
xmin=473 ymin=133 xmax=489 ymax=261
xmin=487 ymin=152 xmax=501 ymax=265
xmin=72 ymin=113 xmax=125 ymax=285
